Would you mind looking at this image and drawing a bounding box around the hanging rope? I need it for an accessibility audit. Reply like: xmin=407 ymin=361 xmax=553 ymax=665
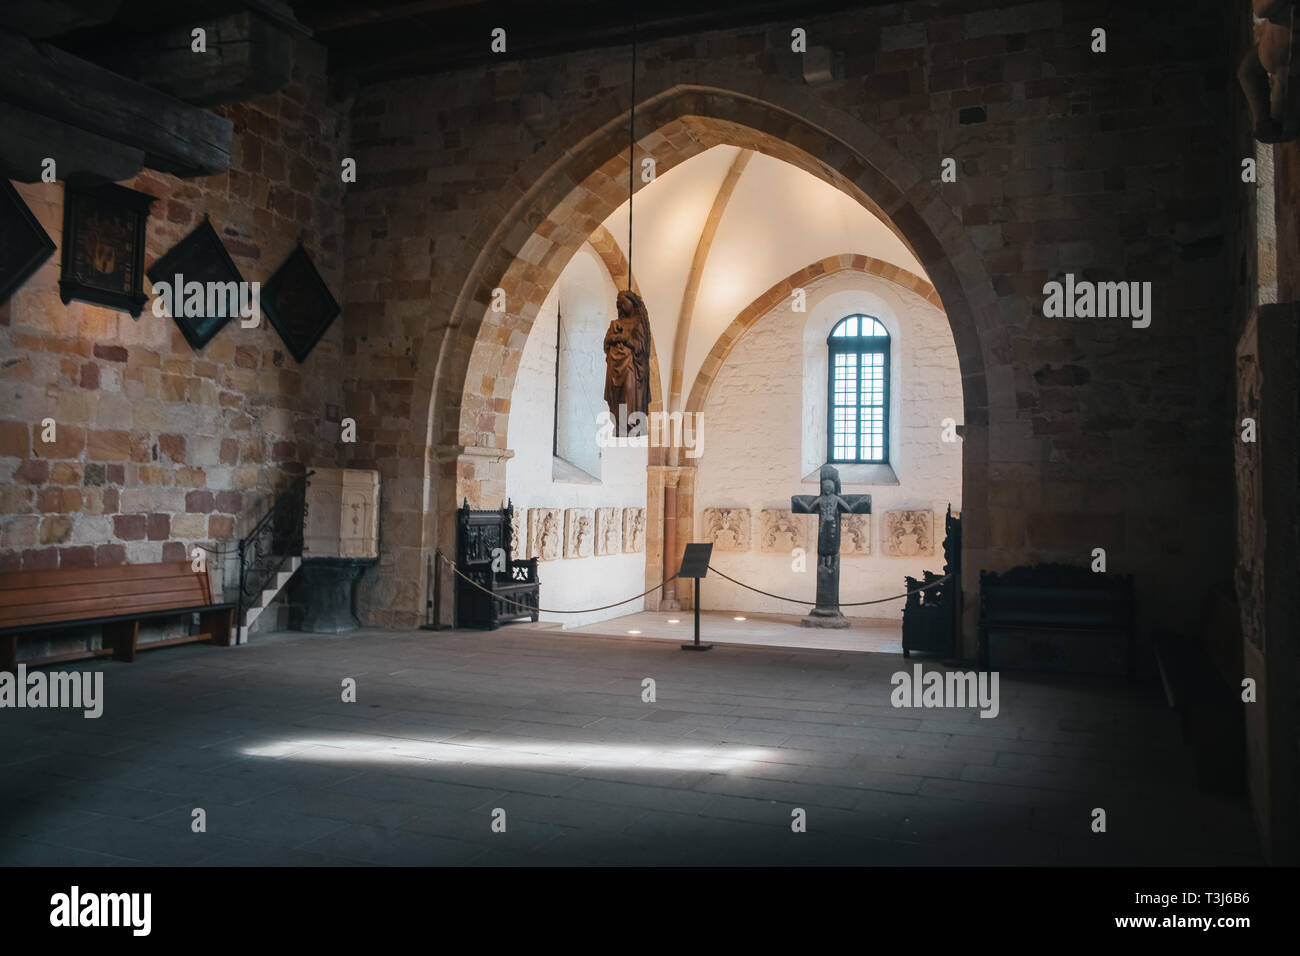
xmin=438 ymin=551 xmax=676 ymax=614
xmin=435 ymin=552 xmax=949 ymax=616
xmin=706 ymin=565 xmax=953 ymax=608
xmin=627 ymin=11 xmax=636 ymax=292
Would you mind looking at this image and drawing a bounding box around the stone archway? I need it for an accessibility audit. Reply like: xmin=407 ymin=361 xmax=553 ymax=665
xmin=388 ymin=83 xmax=1000 ymax=650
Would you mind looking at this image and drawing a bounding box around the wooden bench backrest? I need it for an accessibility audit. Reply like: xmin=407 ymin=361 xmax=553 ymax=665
xmin=0 ymin=561 xmax=216 ymax=630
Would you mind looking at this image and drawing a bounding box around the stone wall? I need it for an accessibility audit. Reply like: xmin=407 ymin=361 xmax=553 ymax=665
xmin=343 ymin=0 xmax=1236 ymax=641
xmin=0 ymin=37 xmax=350 ymax=654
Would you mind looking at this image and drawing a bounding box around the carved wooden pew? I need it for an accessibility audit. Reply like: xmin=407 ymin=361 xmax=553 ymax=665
xmin=455 ymin=500 xmax=540 ymax=629
xmin=0 ymin=561 xmax=235 ymax=672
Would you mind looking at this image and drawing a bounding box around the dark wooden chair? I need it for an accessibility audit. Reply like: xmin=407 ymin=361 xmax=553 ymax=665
xmin=454 ymin=499 xmax=539 ymax=629
xmin=0 ymin=560 xmax=235 ymax=671
xmin=978 ymin=563 xmax=1135 ymax=675
xmin=902 ymin=504 xmax=961 ymax=658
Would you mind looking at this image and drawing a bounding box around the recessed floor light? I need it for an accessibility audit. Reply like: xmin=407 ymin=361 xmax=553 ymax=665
xmin=667 ymin=619 xmax=680 ymax=624
xmin=733 ymin=616 xmax=746 ymax=622
xmin=628 ymin=629 xmax=642 ymax=635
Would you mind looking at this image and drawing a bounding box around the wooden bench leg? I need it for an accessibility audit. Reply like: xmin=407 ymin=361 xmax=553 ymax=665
xmin=201 ymin=608 xmax=235 ymax=647
xmin=104 ymin=620 xmax=139 ymax=662
xmin=1 ymin=635 xmax=16 ymax=674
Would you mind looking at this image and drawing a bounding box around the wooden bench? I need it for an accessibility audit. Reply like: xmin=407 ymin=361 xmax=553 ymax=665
xmin=0 ymin=561 xmax=235 ymax=671
xmin=978 ymin=563 xmax=1135 ymax=676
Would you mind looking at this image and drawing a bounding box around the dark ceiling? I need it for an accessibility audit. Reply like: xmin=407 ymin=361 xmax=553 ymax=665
xmin=29 ymin=0 xmax=903 ymax=83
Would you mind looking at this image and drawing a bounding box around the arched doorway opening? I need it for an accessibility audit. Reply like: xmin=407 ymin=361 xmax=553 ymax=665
xmin=384 ymin=84 xmax=1001 ymax=653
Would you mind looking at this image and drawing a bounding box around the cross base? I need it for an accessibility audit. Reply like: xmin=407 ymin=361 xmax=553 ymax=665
xmin=800 ymin=607 xmax=851 ymax=629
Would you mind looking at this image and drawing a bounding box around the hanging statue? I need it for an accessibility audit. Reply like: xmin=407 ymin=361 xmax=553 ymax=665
xmin=1237 ymin=0 xmax=1298 ymax=143
xmin=603 ymin=289 xmax=652 ymax=436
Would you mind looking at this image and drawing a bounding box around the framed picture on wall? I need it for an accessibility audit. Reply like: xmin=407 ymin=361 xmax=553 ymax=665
xmin=58 ymin=182 xmax=154 ymax=317
xmin=0 ymin=179 xmax=56 ymax=308
xmin=261 ymin=243 xmax=340 ymax=363
xmin=146 ymin=217 xmax=245 ymax=351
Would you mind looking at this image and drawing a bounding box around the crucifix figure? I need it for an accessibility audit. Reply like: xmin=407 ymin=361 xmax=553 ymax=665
xmin=791 ymin=463 xmax=871 ymax=628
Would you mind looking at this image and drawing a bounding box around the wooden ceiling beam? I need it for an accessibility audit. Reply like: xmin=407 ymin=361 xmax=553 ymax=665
xmin=0 ymin=29 xmax=232 ymax=178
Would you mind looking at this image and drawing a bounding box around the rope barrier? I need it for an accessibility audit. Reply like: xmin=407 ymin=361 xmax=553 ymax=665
xmin=706 ymin=565 xmax=952 ymax=608
xmin=437 ymin=551 xmax=677 ymax=614
xmin=435 ymin=551 xmax=950 ymax=616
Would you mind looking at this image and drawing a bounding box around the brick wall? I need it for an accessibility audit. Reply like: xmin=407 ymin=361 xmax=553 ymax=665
xmin=0 ymin=38 xmax=350 ymax=643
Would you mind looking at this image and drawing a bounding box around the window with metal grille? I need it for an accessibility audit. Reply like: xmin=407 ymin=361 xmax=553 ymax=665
xmin=827 ymin=314 xmax=890 ymax=464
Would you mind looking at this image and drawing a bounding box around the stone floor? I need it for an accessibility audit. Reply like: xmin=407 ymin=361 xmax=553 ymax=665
xmin=566 ymin=609 xmax=904 ymax=653
xmin=0 ymin=627 xmax=1262 ymax=866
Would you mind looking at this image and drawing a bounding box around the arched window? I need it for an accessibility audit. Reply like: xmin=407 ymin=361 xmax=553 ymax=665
xmin=827 ymin=314 xmax=890 ymax=464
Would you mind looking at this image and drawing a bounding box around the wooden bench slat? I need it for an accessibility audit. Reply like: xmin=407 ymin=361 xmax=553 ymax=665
xmin=1 ymin=588 xmax=219 ymax=627
xmin=0 ymin=575 xmax=209 ymax=609
xmin=0 ymin=560 xmax=197 ymax=591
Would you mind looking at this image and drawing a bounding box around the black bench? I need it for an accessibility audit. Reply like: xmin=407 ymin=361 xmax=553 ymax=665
xmin=978 ymin=563 xmax=1135 ymax=676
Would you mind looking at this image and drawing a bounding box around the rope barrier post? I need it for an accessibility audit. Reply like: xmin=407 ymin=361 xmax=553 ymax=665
xmin=678 ymin=543 xmax=713 ymax=652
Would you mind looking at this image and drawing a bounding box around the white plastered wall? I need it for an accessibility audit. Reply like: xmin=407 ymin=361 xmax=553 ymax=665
xmin=692 ymin=270 xmax=963 ymax=620
xmin=505 ymin=244 xmax=648 ymax=627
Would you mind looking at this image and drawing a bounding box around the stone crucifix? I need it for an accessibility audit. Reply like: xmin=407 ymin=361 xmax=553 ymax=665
xmin=791 ymin=463 xmax=871 ymax=628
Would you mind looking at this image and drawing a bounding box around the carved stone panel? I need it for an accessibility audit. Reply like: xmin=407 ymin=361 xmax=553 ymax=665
xmin=883 ymin=510 xmax=934 ymax=557
xmin=623 ymin=507 xmax=645 ymax=553
xmin=305 ymin=468 xmax=380 ymax=558
xmin=595 ymin=507 xmax=622 ymax=555
xmin=564 ymin=508 xmax=594 ymax=559
xmin=758 ymin=509 xmax=807 ymax=553
xmin=509 ymin=505 xmax=522 ymax=557
xmin=841 ymin=514 xmax=871 ymax=555
xmin=702 ymin=507 xmax=750 ymax=552
xmin=527 ymin=507 xmax=562 ymax=562
xmin=1235 ymin=316 xmax=1264 ymax=650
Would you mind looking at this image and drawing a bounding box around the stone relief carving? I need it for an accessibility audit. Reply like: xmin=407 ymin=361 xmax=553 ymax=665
xmin=1235 ymin=324 xmax=1264 ymax=650
xmin=509 ymin=504 xmax=522 ymax=556
xmin=595 ymin=507 xmax=622 ymax=556
xmin=622 ymin=507 xmax=645 ymax=553
xmin=527 ymin=507 xmax=562 ymax=562
xmin=702 ymin=507 xmax=750 ymax=552
xmin=758 ymin=509 xmax=807 ymax=553
xmin=1237 ymin=0 xmax=1299 ymax=143
xmin=883 ymin=510 xmax=934 ymax=557
xmin=564 ymin=507 xmax=594 ymax=559
xmin=841 ymin=514 xmax=871 ymax=555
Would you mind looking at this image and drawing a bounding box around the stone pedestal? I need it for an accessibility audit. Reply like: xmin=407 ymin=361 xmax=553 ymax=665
xmin=801 ymin=557 xmax=850 ymax=628
xmin=296 ymin=468 xmax=381 ymax=633
xmin=290 ymin=557 xmax=378 ymax=633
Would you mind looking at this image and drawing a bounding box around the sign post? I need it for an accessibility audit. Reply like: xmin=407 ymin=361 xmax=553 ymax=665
xmin=677 ymin=542 xmax=713 ymax=652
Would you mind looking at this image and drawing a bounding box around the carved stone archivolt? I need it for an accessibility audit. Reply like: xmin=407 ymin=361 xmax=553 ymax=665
xmin=623 ymin=507 xmax=646 ymax=553
xmin=883 ymin=510 xmax=934 ymax=557
xmin=564 ymin=508 xmax=594 ymax=558
xmin=758 ymin=509 xmax=807 ymax=553
xmin=841 ymin=514 xmax=871 ymax=555
xmin=595 ymin=507 xmax=622 ymax=555
xmin=702 ymin=507 xmax=750 ymax=552
xmin=527 ymin=507 xmax=562 ymax=562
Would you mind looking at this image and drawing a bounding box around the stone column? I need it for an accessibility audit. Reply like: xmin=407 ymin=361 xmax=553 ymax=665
xmin=661 ymin=471 xmax=680 ymax=610
xmin=432 ymin=442 xmax=514 ymax=628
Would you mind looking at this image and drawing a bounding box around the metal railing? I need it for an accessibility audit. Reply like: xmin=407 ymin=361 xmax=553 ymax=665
xmin=235 ymin=471 xmax=313 ymax=632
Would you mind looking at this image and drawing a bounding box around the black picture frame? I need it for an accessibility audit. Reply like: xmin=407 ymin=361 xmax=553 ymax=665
xmin=146 ymin=217 xmax=246 ymax=351
xmin=59 ymin=182 xmax=154 ymax=317
xmin=261 ymin=243 xmax=340 ymax=364
xmin=0 ymin=180 xmax=56 ymax=308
